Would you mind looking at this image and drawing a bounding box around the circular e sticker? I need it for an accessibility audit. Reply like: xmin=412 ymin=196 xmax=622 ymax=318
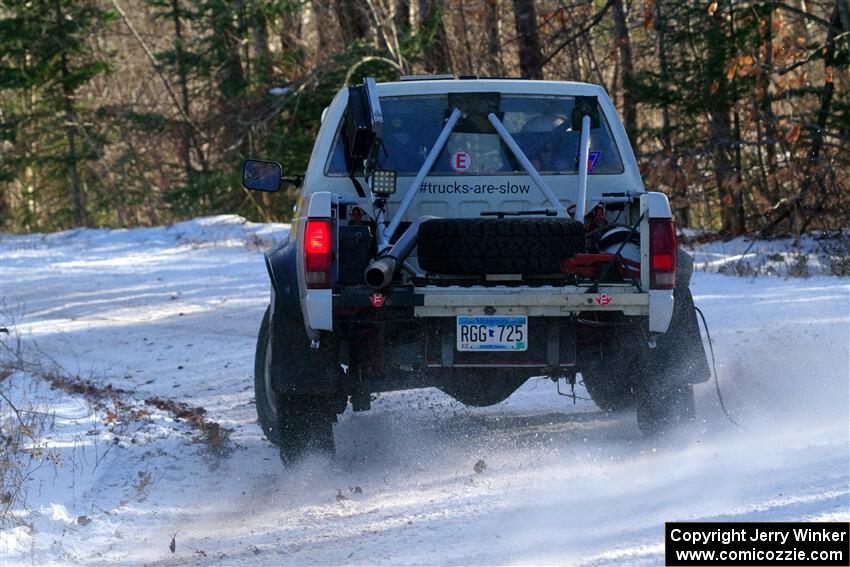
xmin=451 ymin=151 xmax=471 ymax=172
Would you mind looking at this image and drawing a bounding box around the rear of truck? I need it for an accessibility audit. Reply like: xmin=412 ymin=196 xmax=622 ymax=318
xmin=247 ymin=78 xmax=710 ymax=461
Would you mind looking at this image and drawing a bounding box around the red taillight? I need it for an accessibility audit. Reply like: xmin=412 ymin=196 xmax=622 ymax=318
xmin=649 ymin=219 xmax=677 ymax=290
xmin=304 ymin=220 xmax=333 ymax=288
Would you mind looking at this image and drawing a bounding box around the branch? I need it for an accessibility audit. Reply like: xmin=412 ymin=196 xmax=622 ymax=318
xmin=777 ymin=31 xmax=850 ymax=75
xmin=0 ymin=390 xmax=24 ymax=426
xmin=343 ymin=56 xmax=403 ymax=86
xmin=532 ymin=0 xmax=617 ymax=76
xmin=768 ymin=1 xmax=843 ymax=32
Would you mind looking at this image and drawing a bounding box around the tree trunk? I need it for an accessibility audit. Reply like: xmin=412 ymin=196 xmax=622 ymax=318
xmin=311 ymin=0 xmax=334 ymax=54
xmin=394 ymin=0 xmax=410 ymax=32
xmin=706 ymin=2 xmax=736 ymax=233
xmin=793 ymin=1 xmax=841 ymax=242
xmin=611 ymin=0 xmax=636 ymax=141
xmin=483 ymin=0 xmax=504 ymax=76
xmin=418 ymin=0 xmax=452 ymax=73
xmin=837 ymin=0 xmax=850 ymax=54
xmin=280 ymin=4 xmax=305 ymax=73
xmin=512 ymin=0 xmax=543 ymax=79
xmin=759 ymin=6 xmax=778 ymax=198
xmin=654 ymin=11 xmax=672 ymax=139
xmin=252 ymin=8 xmax=273 ymax=85
xmin=56 ymin=0 xmax=85 ymax=227
xmin=457 ymin=0 xmax=476 ymax=74
xmin=170 ymin=0 xmax=193 ymax=194
xmin=729 ymin=8 xmax=745 ymax=233
xmin=210 ymin=0 xmax=245 ymax=104
xmin=654 ymin=0 xmax=687 ymax=226
xmin=335 ymin=0 xmax=372 ymax=45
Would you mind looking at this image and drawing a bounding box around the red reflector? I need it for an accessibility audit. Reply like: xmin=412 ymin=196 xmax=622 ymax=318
xmin=649 ymin=219 xmax=677 ymax=290
xmin=305 ymin=220 xmax=330 ymax=255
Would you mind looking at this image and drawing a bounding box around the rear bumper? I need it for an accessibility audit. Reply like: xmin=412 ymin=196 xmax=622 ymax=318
xmin=331 ymin=283 xmax=672 ymax=334
xmin=414 ymin=285 xmax=648 ymax=317
xmin=330 ymin=285 xmax=661 ymax=371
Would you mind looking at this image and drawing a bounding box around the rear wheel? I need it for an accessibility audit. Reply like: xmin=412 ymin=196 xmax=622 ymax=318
xmin=254 ymin=309 xmax=281 ymax=446
xmin=436 ymin=368 xmax=528 ymax=407
xmin=582 ymin=371 xmax=635 ymax=411
xmin=254 ymin=307 xmax=338 ymax=463
xmin=636 ymin=383 xmax=695 ymax=435
xmin=635 ymin=286 xmax=704 ymax=435
xmin=580 ymin=323 xmax=642 ymax=412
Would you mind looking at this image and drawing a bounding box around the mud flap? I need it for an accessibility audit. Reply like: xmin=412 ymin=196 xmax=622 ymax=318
xmin=648 ymin=250 xmax=711 ymax=385
xmin=269 ymin=306 xmax=340 ymax=394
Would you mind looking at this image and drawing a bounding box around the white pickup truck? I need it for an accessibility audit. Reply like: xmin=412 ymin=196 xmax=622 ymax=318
xmin=243 ymin=76 xmax=710 ymax=463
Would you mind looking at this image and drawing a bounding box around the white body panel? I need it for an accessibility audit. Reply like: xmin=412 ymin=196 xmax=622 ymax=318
xmin=304 ymin=290 xmax=333 ymax=331
xmin=648 ymin=290 xmax=675 ymax=333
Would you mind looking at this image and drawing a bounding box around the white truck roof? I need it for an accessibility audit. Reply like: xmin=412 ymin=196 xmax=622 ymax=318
xmin=301 ymin=79 xmax=645 ymax=221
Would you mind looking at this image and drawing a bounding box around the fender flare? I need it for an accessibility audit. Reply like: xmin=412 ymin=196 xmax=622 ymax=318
xmin=262 ymin=240 xmax=339 ymax=394
xmin=265 ymin=239 xmax=299 ymax=314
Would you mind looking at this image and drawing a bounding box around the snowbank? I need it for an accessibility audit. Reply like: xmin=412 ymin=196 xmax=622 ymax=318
xmin=0 ymin=214 xmax=291 ymax=253
xmin=680 ymin=229 xmax=850 ymax=278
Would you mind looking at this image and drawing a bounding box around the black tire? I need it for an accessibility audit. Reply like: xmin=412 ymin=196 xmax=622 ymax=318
xmin=582 ymin=371 xmax=635 ymax=411
xmin=633 ymin=286 xmax=704 ymax=435
xmin=254 ymin=307 xmax=338 ymax=462
xmin=579 ymin=323 xmax=642 ymax=412
xmin=436 ymin=368 xmax=528 ymax=407
xmin=254 ymin=308 xmax=281 ymax=446
xmin=636 ymin=383 xmax=695 ymax=436
xmin=417 ymin=218 xmax=586 ymax=275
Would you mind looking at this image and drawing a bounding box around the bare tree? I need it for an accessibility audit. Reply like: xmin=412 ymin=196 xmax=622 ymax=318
xmin=611 ymin=0 xmax=635 ymax=140
xmin=418 ymin=0 xmax=452 ymax=73
xmin=335 ymin=0 xmax=372 ymax=45
xmin=483 ymin=0 xmax=504 ymax=76
xmin=705 ymin=2 xmax=741 ymax=234
xmin=512 ymin=0 xmax=543 ymax=79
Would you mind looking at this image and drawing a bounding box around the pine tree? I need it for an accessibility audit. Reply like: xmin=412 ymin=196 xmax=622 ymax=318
xmin=0 ymin=0 xmax=115 ymax=230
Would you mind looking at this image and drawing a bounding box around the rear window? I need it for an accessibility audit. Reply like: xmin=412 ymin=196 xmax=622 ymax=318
xmin=326 ymin=94 xmax=624 ymax=176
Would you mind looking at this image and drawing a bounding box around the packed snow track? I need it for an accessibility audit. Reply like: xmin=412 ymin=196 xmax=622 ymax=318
xmin=1 ymin=216 xmax=848 ymax=566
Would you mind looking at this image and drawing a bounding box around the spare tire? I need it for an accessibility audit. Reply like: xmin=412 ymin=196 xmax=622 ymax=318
xmin=417 ymin=217 xmax=586 ymax=275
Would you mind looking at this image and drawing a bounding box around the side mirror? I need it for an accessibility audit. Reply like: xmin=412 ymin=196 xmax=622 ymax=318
xmin=242 ymin=159 xmax=282 ymax=192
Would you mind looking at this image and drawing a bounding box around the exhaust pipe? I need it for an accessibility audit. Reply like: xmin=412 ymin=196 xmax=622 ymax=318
xmin=364 ymin=257 xmax=397 ymax=289
xmin=364 ymin=216 xmax=436 ymax=289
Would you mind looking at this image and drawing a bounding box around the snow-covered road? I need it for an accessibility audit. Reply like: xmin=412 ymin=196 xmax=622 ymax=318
xmin=1 ymin=216 xmax=848 ymax=566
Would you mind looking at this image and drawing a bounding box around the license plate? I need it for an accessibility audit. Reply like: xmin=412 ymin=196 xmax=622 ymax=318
xmin=456 ymin=316 xmax=528 ymax=351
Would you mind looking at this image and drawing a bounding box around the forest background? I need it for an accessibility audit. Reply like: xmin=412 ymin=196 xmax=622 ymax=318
xmin=1 ymin=0 xmax=847 ymax=238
